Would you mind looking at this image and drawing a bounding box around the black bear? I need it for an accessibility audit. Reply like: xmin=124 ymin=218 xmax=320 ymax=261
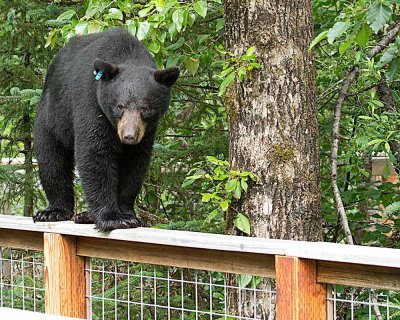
xmin=33 ymin=28 xmax=179 ymax=232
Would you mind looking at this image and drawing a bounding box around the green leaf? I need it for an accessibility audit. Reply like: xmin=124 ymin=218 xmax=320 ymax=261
xmin=387 ymin=58 xmax=400 ymax=81
xmin=219 ymin=200 xmax=229 ymax=211
xmin=172 ymin=9 xmax=184 ymax=32
xmin=234 ymin=212 xmax=251 ymax=235
xmin=75 ymin=22 xmax=88 ymax=35
xmin=107 ymin=8 xmax=123 ymax=20
xmin=367 ymin=138 xmax=383 ymax=146
xmin=245 ymin=46 xmax=255 ymax=57
xmin=193 ymin=1 xmax=208 ymax=18
xmin=383 ymin=163 xmax=392 ymax=179
xmin=327 ymin=22 xmax=351 ymax=44
xmin=237 ymin=274 xmax=252 ymax=288
xmin=126 ymin=20 xmax=137 ymax=36
xmin=56 ymin=9 xmax=76 ymax=21
xmin=355 ymin=23 xmax=371 ymax=46
xmin=225 ymin=179 xmax=238 ymax=192
xmin=339 ymin=38 xmax=353 ymax=56
xmin=233 ymin=182 xmax=242 ymax=199
xmin=184 ymin=57 xmax=200 ymax=76
xmin=240 ymin=179 xmax=248 ymax=192
xmin=309 ymin=30 xmax=328 ymax=50
xmin=205 ymin=209 xmax=219 ymax=223
xmin=153 ymin=0 xmax=165 ymax=12
xmin=367 ymin=3 xmax=392 ymax=33
xmin=137 ymin=22 xmax=150 ymax=40
xmin=148 ymin=41 xmax=161 ymax=53
xmin=166 ymin=37 xmax=185 ymax=51
xmin=218 ymin=71 xmax=235 ymax=96
xmin=237 ymin=66 xmax=246 ymax=81
xmin=138 ymin=5 xmax=154 ymax=18
xmin=201 ymin=193 xmax=214 ymax=202
xmin=385 ymin=142 xmax=391 ymax=154
xmin=378 ymin=45 xmax=398 ymax=67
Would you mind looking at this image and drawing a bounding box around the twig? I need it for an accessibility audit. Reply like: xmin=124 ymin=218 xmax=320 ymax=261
xmin=331 ymin=67 xmax=359 ymax=245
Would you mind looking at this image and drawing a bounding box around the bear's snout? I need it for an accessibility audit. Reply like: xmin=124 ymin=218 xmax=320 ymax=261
xmin=117 ymin=110 xmax=146 ymax=145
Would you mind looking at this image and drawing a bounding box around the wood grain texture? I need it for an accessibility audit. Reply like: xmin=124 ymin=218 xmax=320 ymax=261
xmin=44 ymin=233 xmax=86 ymax=318
xmin=1 ymin=215 xmax=399 ymax=269
xmin=318 ymin=261 xmax=400 ymax=291
xmin=78 ymin=237 xmax=276 ymax=277
xmin=0 ymin=228 xmax=43 ymax=251
xmin=276 ymin=256 xmax=326 ymax=320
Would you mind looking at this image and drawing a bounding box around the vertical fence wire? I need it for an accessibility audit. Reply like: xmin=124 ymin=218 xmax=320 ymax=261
xmin=85 ymin=257 xmax=276 ymax=320
xmin=327 ymin=285 xmax=400 ymax=319
xmin=0 ymin=247 xmax=45 ymax=313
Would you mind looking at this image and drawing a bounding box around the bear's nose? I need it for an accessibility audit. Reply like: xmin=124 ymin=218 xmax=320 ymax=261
xmin=122 ymin=134 xmax=138 ymax=144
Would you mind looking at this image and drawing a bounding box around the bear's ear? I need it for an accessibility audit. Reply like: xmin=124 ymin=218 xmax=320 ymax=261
xmin=154 ymin=67 xmax=179 ymax=86
xmin=94 ymin=58 xmax=119 ymax=80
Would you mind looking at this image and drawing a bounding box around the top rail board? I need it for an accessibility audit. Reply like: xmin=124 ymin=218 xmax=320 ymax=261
xmin=0 ymin=215 xmax=399 ymax=269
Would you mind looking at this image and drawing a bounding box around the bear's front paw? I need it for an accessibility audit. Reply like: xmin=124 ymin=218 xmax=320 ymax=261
xmin=74 ymin=211 xmax=95 ymax=224
xmin=33 ymin=208 xmax=73 ymax=222
xmin=95 ymin=211 xmax=143 ymax=232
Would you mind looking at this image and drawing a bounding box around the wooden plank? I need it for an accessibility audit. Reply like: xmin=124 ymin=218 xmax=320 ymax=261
xmin=0 ymin=215 xmax=287 ymax=256
xmin=318 ymin=261 xmax=400 ymax=291
xmin=276 ymin=256 xmax=326 ymax=320
xmin=0 ymin=228 xmax=43 ymax=251
xmin=0 ymin=307 xmax=84 ymax=320
xmin=44 ymin=233 xmax=86 ymax=318
xmin=77 ymin=237 xmax=276 ymax=277
xmin=1 ymin=215 xmax=399 ymax=269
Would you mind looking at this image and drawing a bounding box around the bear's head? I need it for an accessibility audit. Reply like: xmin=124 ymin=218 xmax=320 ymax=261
xmin=94 ymin=58 xmax=179 ymax=145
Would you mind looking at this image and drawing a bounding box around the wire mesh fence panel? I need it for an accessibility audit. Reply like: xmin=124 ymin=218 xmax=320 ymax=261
xmin=0 ymin=247 xmax=45 ymax=313
xmin=328 ymin=285 xmax=400 ymax=319
xmin=86 ymin=257 xmax=276 ymax=320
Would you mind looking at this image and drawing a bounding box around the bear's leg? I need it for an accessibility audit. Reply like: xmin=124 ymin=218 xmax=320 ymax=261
xmin=33 ymin=130 xmax=74 ymax=222
xmin=117 ymin=146 xmax=151 ymax=226
xmin=75 ymin=141 xmax=142 ymax=232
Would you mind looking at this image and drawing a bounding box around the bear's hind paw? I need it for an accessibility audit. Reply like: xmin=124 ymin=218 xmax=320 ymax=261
xmin=33 ymin=208 xmax=73 ymax=223
xmin=95 ymin=212 xmax=143 ymax=232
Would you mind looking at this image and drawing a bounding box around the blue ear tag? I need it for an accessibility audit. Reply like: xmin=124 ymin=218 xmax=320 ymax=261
xmin=93 ymin=70 xmax=103 ymax=81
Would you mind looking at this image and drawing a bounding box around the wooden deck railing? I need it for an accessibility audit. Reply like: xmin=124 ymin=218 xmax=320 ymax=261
xmin=0 ymin=215 xmax=399 ymax=319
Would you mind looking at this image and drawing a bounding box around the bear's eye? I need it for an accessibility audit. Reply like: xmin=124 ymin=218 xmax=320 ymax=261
xmin=141 ymin=107 xmax=150 ymax=113
xmin=117 ymin=104 xmax=125 ymax=111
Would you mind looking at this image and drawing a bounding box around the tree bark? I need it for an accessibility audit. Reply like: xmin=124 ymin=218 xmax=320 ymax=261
xmin=224 ymin=0 xmax=322 ymax=317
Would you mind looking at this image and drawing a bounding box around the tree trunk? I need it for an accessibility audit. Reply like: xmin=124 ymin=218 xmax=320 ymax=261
xmin=224 ymin=0 xmax=322 ymax=317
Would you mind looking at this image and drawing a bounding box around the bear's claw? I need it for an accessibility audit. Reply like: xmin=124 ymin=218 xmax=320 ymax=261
xmin=33 ymin=208 xmax=73 ymax=222
xmin=74 ymin=211 xmax=95 ymax=224
xmin=95 ymin=212 xmax=144 ymax=232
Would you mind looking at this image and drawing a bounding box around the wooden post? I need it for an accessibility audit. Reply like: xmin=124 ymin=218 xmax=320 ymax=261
xmin=276 ymin=256 xmax=327 ymax=320
xmin=44 ymin=233 xmax=86 ymax=318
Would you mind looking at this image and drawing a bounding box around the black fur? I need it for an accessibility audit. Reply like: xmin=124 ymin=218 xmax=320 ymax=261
xmin=33 ymin=28 xmax=179 ymax=232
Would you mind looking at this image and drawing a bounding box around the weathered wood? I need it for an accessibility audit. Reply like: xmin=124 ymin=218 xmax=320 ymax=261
xmin=0 ymin=228 xmax=43 ymax=251
xmin=318 ymin=261 xmax=400 ymax=291
xmin=276 ymin=256 xmax=326 ymax=320
xmin=78 ymin=237 xmax=276 ymax=277
xmin=44 ymin=233 xmax=86 ymax=318
xmin=1 ymin=215 xmax=399 ymax=269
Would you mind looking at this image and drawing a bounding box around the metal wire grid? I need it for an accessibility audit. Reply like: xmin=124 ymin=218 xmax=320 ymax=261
xmin=0 ymin=247 xmax=45 ymax=313
xmin=85 ymin=257 xmax=276 ymax=320
xmin=328 ymin=285 xmax=400 ymax=319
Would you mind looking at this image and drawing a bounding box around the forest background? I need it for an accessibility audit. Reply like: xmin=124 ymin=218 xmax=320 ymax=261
xmin=1 ymin=0 xmax=400 ymax=250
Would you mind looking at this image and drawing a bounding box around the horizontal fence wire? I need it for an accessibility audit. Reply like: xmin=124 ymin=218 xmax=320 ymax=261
xmin=85 ymin=257 xmax=276 ymax=320
xmin=328 ymin=285 xmax=400 ymax=320
xmin=0 ymin=247 xmax=45 ymax=313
